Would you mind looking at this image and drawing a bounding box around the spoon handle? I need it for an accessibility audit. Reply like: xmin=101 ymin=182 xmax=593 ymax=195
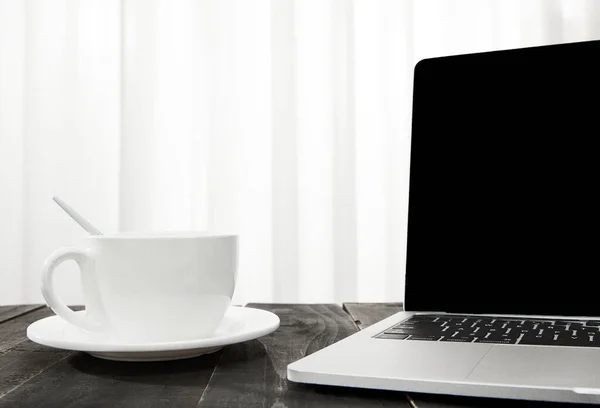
xmin=52 ymin=196 xmax=103 ymax=235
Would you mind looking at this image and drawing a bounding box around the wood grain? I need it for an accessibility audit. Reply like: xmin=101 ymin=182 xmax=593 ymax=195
xmin=0 ymin=307 xmax=74 ymax=400
xmin=196 ymin=303 xmax=410 ymax=407
xmin=0 ymin=308 xmax=221 ymax=408
xmin=342 ymin=303 xmax=403 ymax=329
xmin=0 ymin=349 xmax=222 ymax=408
xmin=0 ymin=305 xmax=44 ymax=325
xmin=0 ymin=307 xmax=59 ymax=354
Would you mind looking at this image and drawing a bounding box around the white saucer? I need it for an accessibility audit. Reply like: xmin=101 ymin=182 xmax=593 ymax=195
xmin=27 ymin=306 xmax=279 ymax=362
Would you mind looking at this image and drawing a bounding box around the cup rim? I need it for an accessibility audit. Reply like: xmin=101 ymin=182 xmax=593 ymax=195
xmin=86 ymin=231 xmax=238 ymax=240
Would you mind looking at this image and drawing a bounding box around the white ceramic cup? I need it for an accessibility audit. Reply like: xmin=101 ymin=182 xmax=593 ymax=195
xmin=41 ymin=232 xmax=237 ymax=343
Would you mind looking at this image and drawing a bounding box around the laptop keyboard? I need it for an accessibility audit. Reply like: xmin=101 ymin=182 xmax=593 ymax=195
xmin=375 ymin=314 xmax=600 ymax=347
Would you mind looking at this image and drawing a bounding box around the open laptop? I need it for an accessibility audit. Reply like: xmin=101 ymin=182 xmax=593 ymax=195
xmin=287 ymin=39 xmax=600 ymax=404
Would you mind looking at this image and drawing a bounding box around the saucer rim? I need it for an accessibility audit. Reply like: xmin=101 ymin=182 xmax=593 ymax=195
xmin=27 ymin=306 xmax=280 ymax=353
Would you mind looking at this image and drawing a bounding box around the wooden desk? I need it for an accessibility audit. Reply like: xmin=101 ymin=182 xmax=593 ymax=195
xmin=0 ymin=303 xmax=570 ymax=407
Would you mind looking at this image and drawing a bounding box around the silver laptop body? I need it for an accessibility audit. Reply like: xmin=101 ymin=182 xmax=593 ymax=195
xmin=287 ymin=40 xmax=600 ymax=404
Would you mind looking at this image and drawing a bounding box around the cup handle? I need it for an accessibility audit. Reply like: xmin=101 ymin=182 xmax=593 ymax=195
xmin=41 ymin=247 xmax=102 ymax=331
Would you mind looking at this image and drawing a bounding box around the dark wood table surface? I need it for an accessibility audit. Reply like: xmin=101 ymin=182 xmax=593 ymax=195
xmin=0 ymin=303 xmax=574 ymax=407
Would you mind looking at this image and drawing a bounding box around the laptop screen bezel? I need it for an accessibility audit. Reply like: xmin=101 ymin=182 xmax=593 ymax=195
xmin=402 ymin=40 xmax=600 ymax=316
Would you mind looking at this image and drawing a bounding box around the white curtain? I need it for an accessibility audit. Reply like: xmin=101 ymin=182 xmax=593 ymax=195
xmin=1 ymin=0 xmax=599 ymax=306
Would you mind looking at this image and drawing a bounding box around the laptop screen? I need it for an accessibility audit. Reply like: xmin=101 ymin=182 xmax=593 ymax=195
xmin=405 ymin=40 xmax=600 ymax=317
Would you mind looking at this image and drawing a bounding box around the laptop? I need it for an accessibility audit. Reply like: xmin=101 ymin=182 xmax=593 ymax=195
xmin=287 ymin=39 xmax=600 ymax=404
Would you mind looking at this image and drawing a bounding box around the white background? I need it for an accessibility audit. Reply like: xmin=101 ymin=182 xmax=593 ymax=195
xmin=1 ymin=0 xmax=599 ymax=306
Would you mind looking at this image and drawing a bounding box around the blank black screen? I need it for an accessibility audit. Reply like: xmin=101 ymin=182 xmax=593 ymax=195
xmin=405 ymin=40 xmax=600 ymax=316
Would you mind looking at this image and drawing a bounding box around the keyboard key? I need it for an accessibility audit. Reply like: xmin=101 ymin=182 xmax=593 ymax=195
xmin=397 ymin=321 xmax=439 ymax=327
xmin=441 ymin=336 xmax=474 ymax=343
xmin=474 ymin=338 xmax=518 ymax=344
xmin=481 ymin=333 xmax=519 ymax=342
xmin=376 ymin=333 xmax=409 ymax=340
xmin=447 ymin=323 xmax=469 ymax=328
xmin=406 ymin=335 xmax=442 ymax=341
xmin=500 ymin=333 xmax=521 ymax=341
xmin=586 ymin=321 xmax=600 ymax=327
xmin=452 ymin=326 xmax=470 ymax=332
xmin=503 ymin=321 xmax=526 ymax=328
xmin=384 ymin=328 xmax=417 ymax=335
xmin=521 ymin=335 xmax=545 ymax=344
xmin=388 ymin=325 xmax=442 ymax=336
xmin=411 ymin=315 xmax=438 ymax=321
